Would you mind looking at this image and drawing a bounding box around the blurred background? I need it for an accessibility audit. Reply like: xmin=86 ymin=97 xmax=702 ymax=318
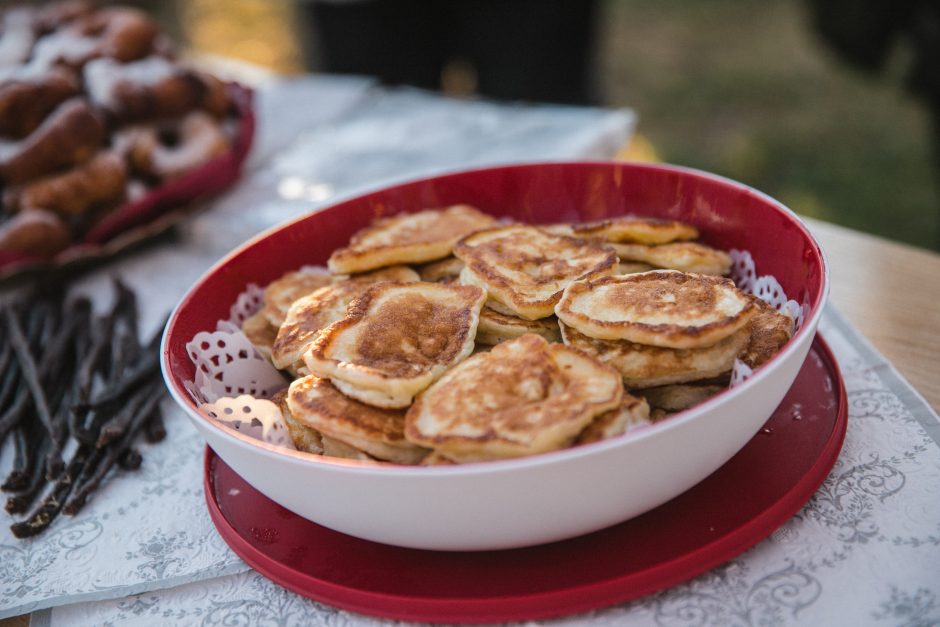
xmin=80 ymin=0 xmax=940 ymax=250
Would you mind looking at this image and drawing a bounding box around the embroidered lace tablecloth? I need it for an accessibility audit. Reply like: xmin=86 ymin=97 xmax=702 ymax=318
xmin=6 ymin=74 xmax=938 ymax=627
xmin=0 ymin=76 xmax=637 ymax=620
xmin=30 ymin=307 xmax=940 ymax=627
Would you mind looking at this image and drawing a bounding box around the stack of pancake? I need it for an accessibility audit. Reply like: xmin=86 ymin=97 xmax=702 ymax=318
xmin=240 ymin=206 xmax=793 ymax=465
xmin=555 ymin=271 xmax=789 ymax=419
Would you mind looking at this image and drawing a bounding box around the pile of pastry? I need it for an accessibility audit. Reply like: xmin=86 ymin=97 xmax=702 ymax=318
xmin=240 ymin=205 xmax=794 ymax=465
xmin=0 ymin=1 xmax=236 ymax=259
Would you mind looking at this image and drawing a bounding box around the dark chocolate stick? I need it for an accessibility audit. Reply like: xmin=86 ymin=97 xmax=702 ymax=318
xmin=74 ymin=356 xmax=160 ymax=416
xmin=73 ymin=313 xmax=165 ymax=423
xmin=75 ymin=327 xmax=139 ymax=443
xmin=10 ymin=444 xmax=91 ymax=539
xmin=143 ymin=404 xmax=166 ymax=443
xmin=71 ymin=312 xmax=119 ymax=440
xmin=72 ymin=288 xmax=139 ymax=443
xmin=43 ymin=298 xmax=92 ymax=478
xmin=2 ymin=427 xmax=29 ymax=491
xmin=64 ymin=390 xmax=162 ymax=516
xmin=96 ymin=380 xmax=161 ymax=448
xmin=0 ymin=381 xmax=27 ymax=446
xmin=118 ymin=448 xmax=142 ymax=471
xmin=21 ymin=299 xmax=90 ymax=477
xmin=0 ymin=348 xmax=21 ymax=412
xmin=4 ymin=306 xmax=55 ymax=443
xmin=113 ymin=279 xmax=140 ymax=356
xmin=0 ymin=340 xmax=12 ymax=380
xmin=5 ymin=433 xmax=51 ymax=514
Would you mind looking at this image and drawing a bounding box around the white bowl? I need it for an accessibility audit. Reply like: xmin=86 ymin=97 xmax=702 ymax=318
xmin=162 ymin=161 xmax=828 ymax=550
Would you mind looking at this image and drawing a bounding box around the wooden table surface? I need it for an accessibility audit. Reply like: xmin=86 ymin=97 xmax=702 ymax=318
xmin=806 ymin=218 xmax=940 ymax=412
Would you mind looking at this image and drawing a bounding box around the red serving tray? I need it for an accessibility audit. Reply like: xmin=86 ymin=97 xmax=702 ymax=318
xmin=204 ymin=334 xmax=847 ymax=624
xmin=0 ymin=83 xmax=255 ymax=279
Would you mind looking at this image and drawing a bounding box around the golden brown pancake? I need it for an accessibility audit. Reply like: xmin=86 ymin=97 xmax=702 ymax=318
xmin=419 ymin=450 xmax=456 ymax=466
xmin=555 ymin=271 xmax=755 ymax=348
xmin=576 ymin=392 xmax=651 ymax=444
xmin=638 ymin=381 xmax=728 ymax=412
xmin=650 ymin=408 xmax=672 ymax=422
xmin=272 ymin=389 xmax=323 ymax=455
xmin=611 ymin=242 xmax=732 ymax=276
xmin=241 ymin=311 xmax=278 ymax=362
xmin=560 ymin=321 xmax=750 ymax=388
xmin=304 ymin=281 xmax=486 ymax=408
xmin=321 ymin=435 xmax=375 ymax=460
xmin=261 ymin=266 xmax=333 ymax=327
xmin=556 ymin=216 xmax=699 ymax=245
xmin=404 ymin=334 xmax=622 ymax=462
xmin=327 ymin=205 xmax=496 ymax=274
xmin=271 ymin=265 xmax=419 ymax=371
xmin=618 ymin=262 xmax=657 ymax=275
xmin=455 ymin=225 xmax=617 ymax=320
xmin=740 ymin=294 xmax=795 ymax=368
xmin=417 ymin=256 xmax=465 ymax=283
xmin=287 ymin=375 xmax=428 ymax=464
xmin=475 ymin=307 xmax=562 ymax=345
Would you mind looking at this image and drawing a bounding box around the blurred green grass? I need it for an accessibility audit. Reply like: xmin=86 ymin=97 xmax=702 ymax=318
xmin=599 ymin=0 xmax=939 ymax=250
xmin=169 ymin=0 xmax=938 ymax=250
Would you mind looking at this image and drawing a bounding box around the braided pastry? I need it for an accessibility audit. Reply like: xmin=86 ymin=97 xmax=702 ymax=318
xmin=85 ymin=57 xmax=231 ymax=122
xmin=0 ymin=97 xmax=105 ymax=184
xmin=28 ymin=6 xmax=163 ymax=74
xmin=4 ymin=151 xmax=127 ymax=218
xmin=0 ymin=209 xmax=71 ymax=256
xmin=0 ymin=67 xmax=79 ymax=139
xmin=71 ymin=7 xmax=160 ymax=63
xmin=125 ymin=112 xmax=230 ymax=182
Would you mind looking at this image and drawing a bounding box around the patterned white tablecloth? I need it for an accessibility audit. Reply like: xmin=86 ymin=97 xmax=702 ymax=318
xmin=0 ymin=75 xmax=637 ymax=621
xmin=28 ymin=308 xmax=940 ymax=627
xmin=6 ymin=74 xmax=939 ymax=627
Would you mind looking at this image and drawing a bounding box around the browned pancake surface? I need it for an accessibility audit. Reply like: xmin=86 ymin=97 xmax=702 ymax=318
xmin=576 ymin=393 xmax=651 ymax=444
xmin=241 ymin=311 xmax=278 ymax=360
xmin=417 ymin=256 xmax=464 ymax=282
xmin=272 ymin=389 xmax=323 ymax=454
xmin=612 ymin=242 xmax=732 ymax=276
xmin=560 ymin=321 xmax=749 ymax=388
xmin=455 ymin=225 xmax=617 ymax=320
xmin=565 ymin=216 xmax=699 ymax=244
xmin=287 ymin=375 xmax=426 ymax=463
xmin=556 ymin=271 xmax=754 ymax=348
xmin=740 ymin=295 xmax=795 ymax=368
xmin=261 ymin=267 xmax=332 ymax=327
xmin=272 ymin=266 xmax=419 ymax=370
xmin=405 ymin=334 xmax=622 ymax=461
xmin=475 ymin=307 xmax=561 ymax=345
xmin=328 ymin=205 xmax=496 ymax=273
xmin=305 ymin=281 xmax=485 ymax=407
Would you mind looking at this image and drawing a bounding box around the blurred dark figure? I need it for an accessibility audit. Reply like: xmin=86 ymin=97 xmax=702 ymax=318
xmin=808 ymin=0 xmax=940 ymax=243
xmin=297 ymin=0 xmax=600 ymax=105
